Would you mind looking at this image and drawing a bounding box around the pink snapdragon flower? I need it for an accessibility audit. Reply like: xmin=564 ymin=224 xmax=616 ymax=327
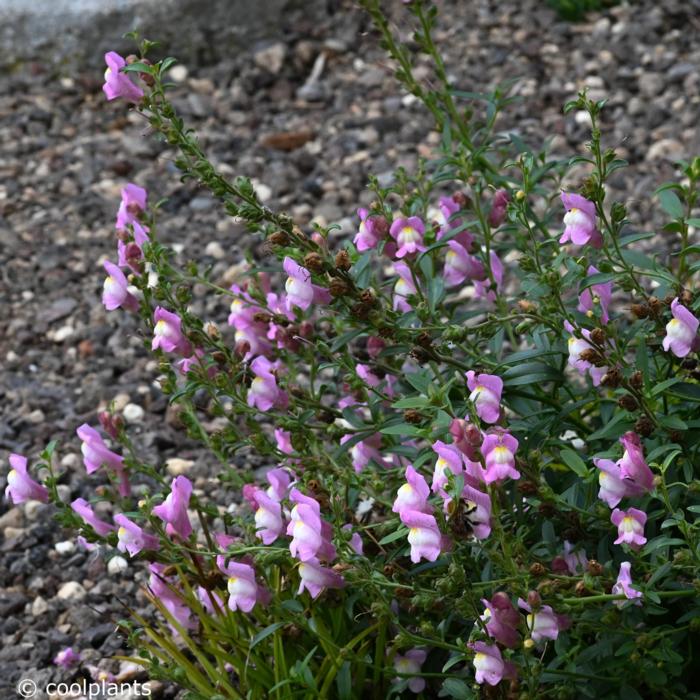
xmin=612 ymin=561 xmax=643 ymax=607
xmin=449 ymin=418 xmax=482 ymax=461
xmin=70 ymin=498 xmax=115 ymax=537
xmin=562 ymin=541 xmax=587 ymax=574
xmin=488 ymin=189 xmax=510 ymax=228
xmin=54 ymin=648 xmax=81 ymax=668
xmin=245 ymin=487 xmax=285 ymax=544
xmin=443 ymin=241 xmax=485 ymax=287
xmin=341 ymin=433 xmax=389 ymax=473
xmin=216 ymin=556 xmax=270 ymax=612
xmin=76 ymin=424 xmax=130 ymax=496
xmin=469 ymin=641 xmax=514 ymax=686
xmin=5 ymin=453 xmax=48 ymax=504
xmin=354 ymin=208 xmax=388 ymax=251
xmin=392 ymin=465 xmax=430 ymax=514
xmin=152 ymin=476 xmax=193 ymax=540
xmin=102 ymin=260 xmax=138 ymax=312
xmin=431 ymin=440 xmax=464 ymax=500
xmin=103 ymin=52 xmax=144 ymax=103
xmin=114 ymin=513 xmax=160 ymax=556
xmin=481 ymin=592 xmax=520 ymax=648
xmin=356 ymin=363 xmax=381 ymax=388
xmin=274 ymin=429 xmax=294 ymax=455
xmin=116 ymin=183 xmax=148 ymax=234
xmin=297 ymin=558 xmax=346 ymax=598
xmin=152 ymin=307 xmax=193 ymax=356
xmin=577 ymin=265 xmax=612 ymax=324
xmin=466 ymin=371 xmax=503 ymax=424
xmin=400 ymin=508 xmax=443 ymax=563
xmin=393 ymin=649 xmax=427 ymax=693
xmin=228 ymin=287 xmax=271 ymax=359
xmin=564 ymin=321 xmax=607 ymax=386
xmin=197 ymin=586 xmax=225 ymax=615
xmin=594 ymin=459 xmax=634 ymax=508
xmin=473 ymin=251 xmax=503 ymax=303
xmin=436 ymin=195 xmax=473 ymax=249
xmin=148 ymin=563 xmax=195 ymax=631
xmin=611 ymin=508 xmax=647 ymax=549
xmin=287 ymin=488 xmax=336 ymax=562
xmin=247 ymin=356 xmax=286 ymax=412
xmin=393 ymin=262 xmax=418 ymax=312
xmin=342 ymin=524 xmax=364 ymax=555
xmin=559 ymin=192 xmax=602 ymax=248
xmin=283 ymin=257 xmax=331 ymax=311
xmin=662 ymin=298 xmax=699 ymax=357
xmin=457 ymin=483 xmax=491 ymax=539
xmin=266 ymin=467 xmax=293 ymax=501
xmin=618 ymin=432 xmax=654 ymax=494
xmin=390 ymin=216 xmax=426 ymax=258
xmin=518 ymin=599 xmax=566 ymax=644
xmin=481 ymin=431 xmax=520 ymax=483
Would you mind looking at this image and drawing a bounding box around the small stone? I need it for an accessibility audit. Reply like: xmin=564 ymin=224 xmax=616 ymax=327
xmin=169 ymin=65 xmax=188 ymax=82
xmin=55 ymin=540 xmax=76 ymax=555
xmin=24 ymin=499 xmax=46 ymax=521
xmin=254 ymin=42 xmax=287 ymax=74
xmin=56 ymin=484 xmax=72 ymax=503
xmin=0 ymin=507 xmax=23 ymax=533
xmin=25 ymin=409 xmax=45 ymax=424
xmin=52 ymin=325 xmax=75 ymax=343
xmin=32 ymin=596 xmax=49 ymax=616
xmin=108 ymin=556 xmax=129 ymax=575
xmin=122 ymin=403 xmax=145 ymax=424
xmin=166 ymin=457 xmax=195 ymax=476
xmin=56 ymin=581 xmax=87 ymax=601
xmin=61 ymin=453 xmax=81 ymax=470
xmin=646 ymin=138 xmax=684 ymax=162
xmin=204 ymin=241 xmax=225 ymax=259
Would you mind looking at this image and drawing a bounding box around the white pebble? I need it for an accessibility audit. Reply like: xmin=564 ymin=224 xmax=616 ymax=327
xmin=108 ymin=556 xmax=129 ymax=575
xmin=55 ymin=540 xmax=75 ymax=555
xmin=169 ymin=65 xmax=188 ymax=82
xmin=166 ymin=458 xmax=195 ymax=476
xmin=56 ymin=581 xmax=87 ymax=600
xmin=122 ymin=403 xmax=145 ymax=424
xmin=32 ymin=596 xmax=49 ymax=616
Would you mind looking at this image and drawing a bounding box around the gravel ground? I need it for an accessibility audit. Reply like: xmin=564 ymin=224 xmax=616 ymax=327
xmin=1 ymin=0 xmax=700 ymax=697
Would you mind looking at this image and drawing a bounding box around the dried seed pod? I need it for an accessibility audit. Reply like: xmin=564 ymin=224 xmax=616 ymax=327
xmin=601 ymin=368 xmax=622 ymax=387
xmin=403 ymin=409 xmax=423 ymax=425
xmin=329 ymin=278 xmax=350 ymax=298
xmin=269 ymin=230 xmax=290 ymax=246
xmin=618 ymin=395 xmax=638 ymax=411
xmin=630 ymin=370 xmax=644 ymax=388
xmin=590 ymin=328 xmax=606 ymax=346
xmin=630 ymin=303 xmax=649 ymax=319
xmin=587 ymin=560 xmax=603 ymax=576
xmin=334 ymin=249 xmax=351 ymax=271
xmin=303 ymin=252 xmax=324 ymax=273
xmin=635 ymin=416 xmax=654 ymax=438
xmin=529 ymin=562 xmax=546 ymax=577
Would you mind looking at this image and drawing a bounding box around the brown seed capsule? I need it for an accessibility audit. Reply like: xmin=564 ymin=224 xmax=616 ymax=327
xmin=579 ymin=348 xmax=604 ymax=365
xmin=317 ymin=410 xmax=335 ymax=424
xmin=269 ymin=230 xmax=290 ymax=246
xmin=601 ymin=368 xmax=622 ymax=388
xmin=416 ymin=331 xmax=433 ymax=349
xmin=304 ymin=252 xmax=324 ymax=273
xmin=452 ymin=191 xmax=471 ymax=209
xmin=630 ymin=370 xmax=644 ymax=388
xmin=383 ymin=563 xmax=397 ymax=577
xmin=404 ymin=409 xmax=423 ymax=425
xmin=350 ymin=302 xmax=370 ymax=320
xmin=587 ymin=559 xmax=603 ymax=576
xmin=680 ymin=289 xmax=693 ymax=305
xmin=359 ymin=288 xmax=376 ymax=306
xmin=648 ymin=297 xmax=663 ymax=317
xmin=590 ymin=328 xmax=606 ymax=346
xmin=518 ymin=481 xmax=539 ymax=496
xmin=529 ymin=562 xmax=546 ymax=577
xmin=329 ymin=278 xmax=350 ymax=298
xmin=253 ymin=312 xmax=273 ymax=324
xmin=630 ymin=303 xmax=649 ymax=319
xmin=410 ymin=347 xmax=432 ymax=364
xmin=618 ymin=395 xmax=638 ymax=411
xmin=538 ymin=503 xmax=556 ymax=518
xmin=635 ymin=416 xmax=654 ymax=438
xmin=681 ymin=358 xmax=698 ymax=370
xmin=334 ymin=249 xmax=351 ymax=271
xmin=575 ymin=580 xmax=590 ymax=597
xmin=517 ymin=299 xmax=537 ymax=313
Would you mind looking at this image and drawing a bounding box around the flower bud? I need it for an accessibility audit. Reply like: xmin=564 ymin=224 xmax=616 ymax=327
xmin=517 ymin=299 xmax=537 ymax=313
xmin=370 ymin=215 xmax=389 ymax=237
xmin=205 ymin=322 xmax=220 ymax=340
xmin=526 ymin=590 xmax=541 ymax=608
xmin=99 ymin=411 xmax=120 ymax=439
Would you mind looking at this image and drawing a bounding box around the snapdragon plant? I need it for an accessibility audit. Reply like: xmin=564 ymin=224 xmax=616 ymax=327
xmin=8 ymin=2 xmax=700 ymax=698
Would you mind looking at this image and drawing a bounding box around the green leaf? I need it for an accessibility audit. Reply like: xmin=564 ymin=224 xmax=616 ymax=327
xmin=391 ymin=396 xmax=431 ymax=409
xmin=560 ymin=448 xmax=589 ymax=477
xmin=440 ymin=678 xmax=474 ymax=699
xmin=250 ymin=623 xmax=285 ymax=649
xmin=657 ymin=188 xmax=685 ymax=219
xmin=651 ymin=377 xmax=682 ymax=395
xmin=379 ymin=423 xmax=422 ymax=436
xmin=378 ymin=527 xmax=408 ymax=545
